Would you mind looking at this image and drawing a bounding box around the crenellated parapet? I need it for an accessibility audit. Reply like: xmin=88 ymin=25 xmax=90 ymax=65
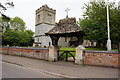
xmin=36 ymin=5 xmax=56 ymax=14
xmin=35 ymin=4 xmax=56 ymax=25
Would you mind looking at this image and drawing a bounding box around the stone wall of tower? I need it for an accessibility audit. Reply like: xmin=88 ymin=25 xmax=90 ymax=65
xmin=34 ymin=5 xmax=56 ymax=47
xmin=35 ymin=23 xmax=54 ymax=36
xmin=35 ymin=23 xmax=54 ymax=47
xmin=35 ymin=5 xmax=56 ymax=25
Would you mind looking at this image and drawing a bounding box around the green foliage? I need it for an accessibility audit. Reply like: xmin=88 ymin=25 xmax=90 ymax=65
xmin=10 ymin=17 xmax=26 ymax=31
xmin=0 ymin=0 xmax=14 ymax=24
xmin=2 ymin=28 xmax=19 ymax=46
xmin=60 ymin=47 xmax=118 ymax=51
xmin=2 ymin=28 xmax=34 ymax=46
xmin=59 ymin=47 xmax=118 ymax=59
xmin=59 ymin=47 xmax=75 ymax=60
xmin=59 ymin=47 xmax=112 ymax=59
xmin=78 ymin=1 xmax=120 ymax=48
xmin=2 ymin=17 xmax=34 ymax=47
xmin=0 ymin=15 xmax=10 ymax=31
xmin=0 ymin=16 xmax=26 ymax=32
xmin=60 ymin=47 xmax=75 ymax=51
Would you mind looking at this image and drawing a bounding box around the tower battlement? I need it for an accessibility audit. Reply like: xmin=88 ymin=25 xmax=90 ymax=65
xmin=36 ymin=5 xmax=56 ymax=14
xmin=35 ymin=4 xmax=56 ymax=25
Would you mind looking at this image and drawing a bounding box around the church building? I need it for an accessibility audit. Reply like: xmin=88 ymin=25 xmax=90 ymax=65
xmin=34 ymin=5 xmax=96 ymax=47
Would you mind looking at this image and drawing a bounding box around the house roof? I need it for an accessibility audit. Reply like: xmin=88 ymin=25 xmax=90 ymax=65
xmin=46 ymin=17 xmax=85 ymax=35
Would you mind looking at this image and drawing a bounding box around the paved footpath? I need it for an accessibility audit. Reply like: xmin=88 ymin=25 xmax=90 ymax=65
xmin=1 ymin=54 xmax=119 ymax=78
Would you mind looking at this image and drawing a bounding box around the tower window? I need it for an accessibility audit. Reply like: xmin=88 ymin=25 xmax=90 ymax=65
xmin=47 ymin=14 xmax=51 ymax=23
xmin=38 ymin=15 xmax=40 ymax=23
xmin=48 ymin=14 xmax=51 ymax=16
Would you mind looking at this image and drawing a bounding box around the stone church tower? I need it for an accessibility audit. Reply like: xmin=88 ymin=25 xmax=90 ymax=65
xmin=34 ymin=5 xmax=56 ymax=47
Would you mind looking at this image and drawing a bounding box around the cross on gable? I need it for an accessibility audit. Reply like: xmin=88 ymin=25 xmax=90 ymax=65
xmin=65 ymin=8 xmax=70 ymax=18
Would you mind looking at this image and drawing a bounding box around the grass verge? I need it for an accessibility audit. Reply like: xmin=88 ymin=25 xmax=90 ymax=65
xmin=59 ymin=47 xmax=118 ymax=60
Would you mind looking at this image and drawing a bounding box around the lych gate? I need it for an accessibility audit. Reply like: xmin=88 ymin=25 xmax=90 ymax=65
xmin=45 ymin=17 xmax=86 ymax=62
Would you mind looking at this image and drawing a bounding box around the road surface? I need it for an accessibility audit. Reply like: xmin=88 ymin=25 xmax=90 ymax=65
xmin=1 ymin=54 xmax=119 ymax=78
xmin=2 ymin=61 xmax=60 ymax=78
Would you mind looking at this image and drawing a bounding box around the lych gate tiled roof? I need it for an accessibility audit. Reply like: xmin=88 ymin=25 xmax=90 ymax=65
xmin=46 ymin=17 xmax=83 ymax=34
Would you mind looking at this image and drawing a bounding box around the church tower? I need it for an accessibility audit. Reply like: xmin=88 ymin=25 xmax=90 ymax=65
xmin=34 ymin=5 xmax=56 ymax=47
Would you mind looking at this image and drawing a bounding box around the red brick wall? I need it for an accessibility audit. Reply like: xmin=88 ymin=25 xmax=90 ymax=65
xmin=83 ymin=50 xmax=119 ymax=68
xmin=1 ymin=47 xmax=49 ymax=60
xmin=1 ymin=47 xmax=119 ymax=68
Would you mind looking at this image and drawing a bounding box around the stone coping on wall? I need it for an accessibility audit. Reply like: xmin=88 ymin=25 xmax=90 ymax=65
xmin=1 ymin=46 xmax=49 ymax=50
xmin=83 ymin=50 xmax=119 ymax=54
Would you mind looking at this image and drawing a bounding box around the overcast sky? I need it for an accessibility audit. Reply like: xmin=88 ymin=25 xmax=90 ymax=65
xmin=2 ymin=0 xmax=120 ymax=32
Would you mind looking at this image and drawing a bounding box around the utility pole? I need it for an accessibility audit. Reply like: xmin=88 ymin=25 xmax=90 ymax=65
xmin=106 ymin=0 xmax=111 ymax=51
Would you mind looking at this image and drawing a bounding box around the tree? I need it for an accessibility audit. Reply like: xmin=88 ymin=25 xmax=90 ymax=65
xmin=0 ymin=16 xmax=26 ymax=32
xmin=10 ymin=17 xmax=26 ymax=31
xmin=2 ymin=27 xmax=34 ymax=47
xmin=19 ymin=30 xmax=34 ymax=46
xmin=78 ymin=0 xmax=120 ymax=48
xmin=2 ymin=17 xmax=34 ymax=47
xmin=0 ymin=16 xmax=11 ymax=32
xmin=2 ymin=28 xmax=21 ymax=46
xmin=0 ymin=0 xmax=14 ymax=22
xmin=0 ymin=0 xmax=14 ymax=33
xmin=0 ymin=0 xmax=14 ymax=46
